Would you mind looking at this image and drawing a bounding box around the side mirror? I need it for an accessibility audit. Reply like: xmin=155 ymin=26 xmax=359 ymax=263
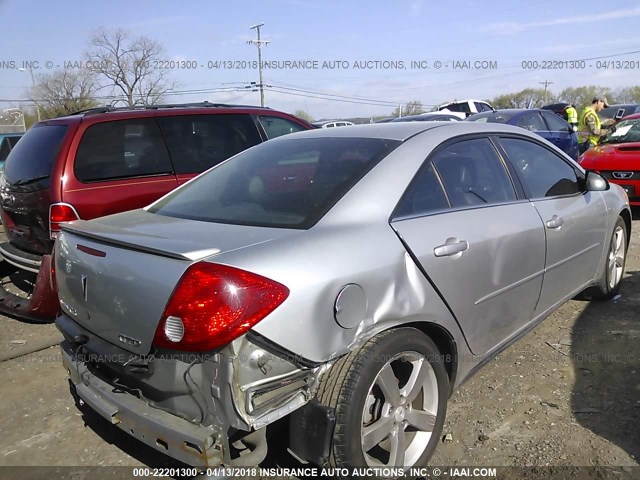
xmin=585 ymin=170 xmax=609 ymax=191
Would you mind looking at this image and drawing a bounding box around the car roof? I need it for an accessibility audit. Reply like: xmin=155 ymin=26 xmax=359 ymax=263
xmin=268 ymin=120 xmax=539 ymax=142
xmin=621 ymin=113 xmax=640 ymax=121
xmin=49 ymin=102 xmax=278 ymax=122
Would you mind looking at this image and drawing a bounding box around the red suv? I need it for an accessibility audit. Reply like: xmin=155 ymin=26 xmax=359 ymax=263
xmin=0 ymin=102 xmax=312 ymax=321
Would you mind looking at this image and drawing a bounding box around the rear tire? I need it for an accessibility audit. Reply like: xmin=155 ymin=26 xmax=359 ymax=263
xmin=316 ymin=328 xmax=448 ymax=477
xmin=585 ymin=216 xmax=627 ymax=300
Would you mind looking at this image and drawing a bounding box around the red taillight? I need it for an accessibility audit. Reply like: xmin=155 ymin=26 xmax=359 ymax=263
xmin=49 ymin=203 xmax=79 ymax=239
xmin=153 ymin=263 xmax=289 ymax=352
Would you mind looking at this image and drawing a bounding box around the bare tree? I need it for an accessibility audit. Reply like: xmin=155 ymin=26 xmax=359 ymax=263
xmin=33 ymin=69 xmax=98 ymax=118
xmin=87 ymin=29 xmax=175 ymax=106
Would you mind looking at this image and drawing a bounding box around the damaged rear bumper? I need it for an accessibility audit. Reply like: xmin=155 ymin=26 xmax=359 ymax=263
xmin=56 ymin=314 xmax=327 ymax=467
xmin=61 ymin=339 xmax=227 ymax=467
xmin=0 ymin=253 xmax=60 ymax=322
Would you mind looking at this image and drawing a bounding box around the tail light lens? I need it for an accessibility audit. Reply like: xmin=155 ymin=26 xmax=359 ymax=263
xmin=153 ymin=262 xmax=289 ymax=352
xmin=49 ymin=203 xmax=79 ymax=239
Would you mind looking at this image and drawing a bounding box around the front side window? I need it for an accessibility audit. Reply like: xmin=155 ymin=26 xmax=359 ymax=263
xmin=258 ymin=115 xmax=307 ymax=139
xmin=75 ymin=119 xmax=172 ymax=182
xmin=431 ymin=138 xmax=517 ymax=208
xmin=499 ymin=137 xmax=581 ymax=198
xmin=159 ymin=114 xmax=261 ymax=174
xmin=149 ymin=137 xmax=400 ymax=229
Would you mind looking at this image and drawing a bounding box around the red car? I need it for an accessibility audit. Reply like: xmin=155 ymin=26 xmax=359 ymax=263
xmin=0 ymin=103 xmax=312 ymax=321
xmin=578 ymin=112 xmax=640 ymax=206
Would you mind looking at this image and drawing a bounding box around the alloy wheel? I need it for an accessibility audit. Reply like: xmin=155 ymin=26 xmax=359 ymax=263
xmin=360 ymin=352 xmax=439 ymax=468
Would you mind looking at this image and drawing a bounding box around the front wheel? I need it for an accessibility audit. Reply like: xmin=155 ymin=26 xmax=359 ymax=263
xmin=316 ymin=328 xmax=449 ymax=476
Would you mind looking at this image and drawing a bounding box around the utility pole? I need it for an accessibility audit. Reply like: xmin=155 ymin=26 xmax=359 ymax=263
xmin=248 ymin=23 xmax=270 ymax=107
xmin=539 ymin=80 xmax=554 ymax=105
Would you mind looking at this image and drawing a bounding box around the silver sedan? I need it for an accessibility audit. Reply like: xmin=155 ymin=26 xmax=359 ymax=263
xmin=54 ymin=122 xmax=631 ymax=474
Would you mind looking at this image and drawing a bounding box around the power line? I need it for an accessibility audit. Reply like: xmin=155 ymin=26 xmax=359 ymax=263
xmin=265 ymin=82 xmax=401 ymax=106
xmin=265 ymin=86 xmax=408 ymax=107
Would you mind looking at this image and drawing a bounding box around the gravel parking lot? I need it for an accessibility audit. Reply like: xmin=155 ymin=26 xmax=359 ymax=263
xmin=0 ymin=213 xmax=638 ymax=477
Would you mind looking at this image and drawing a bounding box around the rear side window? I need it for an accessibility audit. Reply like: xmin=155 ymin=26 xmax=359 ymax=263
xmin=159 ymin=114 xmax=261 ymax=174
xmin=259 ymin=115 xmax=307 ymax=139
xmin=516 ymin=112 xmax=546 ymax=132
xmin=3 ymin=125 xmax=68 ymax=185
xmin=149 ymin=137 xmax=400 ymax=229
xmin=75 ymin=119 xmax=172 ymax=182
xmin=541 ymin=110 xmax=570 ymax=132
xmin=394 ymin=163 xmax=449 ymax=217
xmin=432 ymin=138 xmax=516 ymax=208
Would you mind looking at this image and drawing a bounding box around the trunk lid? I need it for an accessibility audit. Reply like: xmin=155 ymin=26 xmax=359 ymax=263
xmin=55 ymin=209 xmax=298 ymax=355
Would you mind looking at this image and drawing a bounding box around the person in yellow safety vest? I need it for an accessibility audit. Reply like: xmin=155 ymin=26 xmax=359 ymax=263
xmin=578 ymin=95 xmax=611 ymax=154
xmin=565 ymin=104 xmax=578 ymax=132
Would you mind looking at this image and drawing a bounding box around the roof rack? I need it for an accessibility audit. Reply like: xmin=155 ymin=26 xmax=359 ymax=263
xmin=70 ymin=101 xmax=271 ymax=116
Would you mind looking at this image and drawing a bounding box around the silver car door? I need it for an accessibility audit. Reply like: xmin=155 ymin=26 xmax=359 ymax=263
xmin=391 ymin=137 xmax=546 ymax=356
xmin=497 ymin=136 xmax=608 ymax=316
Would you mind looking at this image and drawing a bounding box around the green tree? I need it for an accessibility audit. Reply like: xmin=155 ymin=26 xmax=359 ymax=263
xmin=615 ymin=86 xmax=640 ymax=103
xmin=557 ymin=86 xmax=615 ymax=110
xmin=293 ymin=109 xmax=314 ymax=122
xmin=392 ymin=100 xmax=423 ymax=117
xmin=492 ymin=88 xmax=548 ymax=109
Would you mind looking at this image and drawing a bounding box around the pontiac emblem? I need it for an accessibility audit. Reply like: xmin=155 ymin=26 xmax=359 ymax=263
xmin=81 ymin=275 xmax=88 ymax=302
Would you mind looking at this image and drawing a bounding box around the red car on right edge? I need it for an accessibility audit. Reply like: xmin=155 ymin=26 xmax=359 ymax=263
xmin=579 ymin=113 xmax=640 ymax=205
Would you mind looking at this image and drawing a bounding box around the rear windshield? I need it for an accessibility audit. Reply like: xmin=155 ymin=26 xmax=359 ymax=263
xmin=149 ymin=137 xmax=400 ymax=229
xmin=3 ymin=125 xmax=68 ymax=185
xmin=466 ymin=111 xmax=515 ymax=124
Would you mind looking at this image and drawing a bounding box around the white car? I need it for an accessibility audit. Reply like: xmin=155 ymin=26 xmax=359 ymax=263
xmin=313 ymin=120 xmax=355 ymax=128
xmin=438 ymin=99 xmax=494 ymax=119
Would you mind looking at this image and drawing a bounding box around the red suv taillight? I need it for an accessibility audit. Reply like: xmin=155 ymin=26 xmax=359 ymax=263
xmin=153 ymin=262 xmax=289 ymax=352
xmin=49 ymin=203 xmax=80 ymax=239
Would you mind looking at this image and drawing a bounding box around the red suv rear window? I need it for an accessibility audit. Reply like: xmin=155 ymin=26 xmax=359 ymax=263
xmin=3 ymin=125 xmax=68 ymax=186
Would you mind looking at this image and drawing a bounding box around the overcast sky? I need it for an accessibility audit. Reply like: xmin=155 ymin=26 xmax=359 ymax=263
xmin=1 ymin=0 xmax=639 ymax=119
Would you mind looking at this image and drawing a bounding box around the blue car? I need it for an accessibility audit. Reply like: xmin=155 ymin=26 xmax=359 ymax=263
xmin=0 ymin=133 xmax=24 ymax=169
xmin=466 ymin=109 xmax=579 ymax=159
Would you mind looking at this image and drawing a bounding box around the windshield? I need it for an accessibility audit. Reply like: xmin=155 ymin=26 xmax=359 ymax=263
xmin=600 ymin=119 xmax=640 ymax=145
xmin=148 ymin=136 xmax=400 ymax=229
